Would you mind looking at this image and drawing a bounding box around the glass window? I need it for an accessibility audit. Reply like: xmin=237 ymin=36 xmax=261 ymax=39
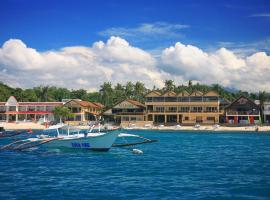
xmin=181 ymin=97 xmax=189 ymax=102
xmin=165 ymin=97 xmax=177 ymax=102
xmin=146 ymin=97 xmax=153 ymax=102
xmin=122 ymin=116 xmax=129 ymax=121
xmin=0 ymin=106 xmax=6 ymax=112
xmin=191 ymin=106 xmax=202 ymax=112
xmin=204 ymin=96 xmax=218 ymax=102
xmin=153 ymin=97 xmax=164 ymax=102
xmin=167 ymin=106 xmax=177 ymax=112
xmin=190 ymin=97 xmax=203 ymax=102
xmin=8 ymin=106 xmax=16 ymax=111
xmin=155 ymin=106 xmax=165 ymax=112
xmin=179 ymin=107 xmax=189 ymax=112
xmin=28 ymin=106 xmax=35 ymax=111
xmin=18 ymin=106 xmax=27 ymax=111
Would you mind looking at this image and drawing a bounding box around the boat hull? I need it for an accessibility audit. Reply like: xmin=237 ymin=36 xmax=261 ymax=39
xmin=43 ymin=130 xmax=119 ymax=151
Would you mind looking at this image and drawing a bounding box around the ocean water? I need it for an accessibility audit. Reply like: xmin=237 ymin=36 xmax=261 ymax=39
xmin=1 ymin=130 xmax=270 ymax=200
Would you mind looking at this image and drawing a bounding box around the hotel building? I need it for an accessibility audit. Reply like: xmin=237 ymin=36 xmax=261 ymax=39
xmin=145 ymin=90 xmax=220 ymax=125
xmin=64 ymin=99 xmax=104 ymax=124
xmin=224 ymin=96 xmax=261 ymax=125
xmin=103 ymin=99 xmax=148 ymax=126
xmin=0 ymin=96 xmax=63 ymax=122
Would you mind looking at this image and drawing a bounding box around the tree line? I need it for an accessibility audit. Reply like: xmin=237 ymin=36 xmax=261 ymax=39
xmin=0 ymin=80 xmax=269 ymax=109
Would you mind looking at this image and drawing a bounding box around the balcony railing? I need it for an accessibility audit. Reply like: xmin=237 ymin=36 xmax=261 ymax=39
xmin=148 ymin=110 xmax=219 ymax=113
xmin=226 ymin=111 xmax=260 ymax=115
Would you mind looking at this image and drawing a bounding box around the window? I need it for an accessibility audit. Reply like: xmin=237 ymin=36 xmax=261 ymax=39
xmin=181 ymin=97 xmax=189 ymax=102
xmin=205 ymin=107 xmax=217 ymax=112
xmin=207 ymin=117 xmax=215 ymax=121
xmin=184 ymin=116 xmax=189 ymax=121
xmin=179 ymin=107 xmax=189 ymax=112
xmin=28 ymin=106 xmax=35 ymax=111
xmin=167 ymin=106 xmax=177 ymax=112
xmin=153 ymin=97 xmax=164 ymax=102
xmin=190 ymin=97 xmax=203 ymax=102
xmin=191 ymin=107 xmax=202 ymax=112
xmin=18 ymin=106 xmax=27 ymax=111
xmin=165 ymin=97 xmax=177 ymax=102
xmin=46 ymin=106 xmax=54 ymax=111
xmin=8 ymin=106 xmax=16 ymax=111
xmin=36 ymin=106 xmax=45 ymax=111
xmin=155 ymin=106 xmax=165 ymax=112
xmin=146 ymin=97 xmax=153 ymax=102
xmin=122 ymin=116 xmax=129 ymax=121
xmin=0 ymin=106 xmax=6 ymax=112
xmin=204 ymin=96 xmax=218 ymax=102
xmin=130 ymin=117 xmax=137 ymax=121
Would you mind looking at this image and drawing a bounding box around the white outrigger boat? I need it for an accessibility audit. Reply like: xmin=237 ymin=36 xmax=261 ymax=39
xmin=0 ymin=123 xmax=120 ymax=151
xmin=0 ymin=122 xmax=158 ymax=152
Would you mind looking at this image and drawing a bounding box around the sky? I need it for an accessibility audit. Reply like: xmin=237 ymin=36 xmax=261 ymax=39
xmin=0 ymin=0 xmax=270 ymax=92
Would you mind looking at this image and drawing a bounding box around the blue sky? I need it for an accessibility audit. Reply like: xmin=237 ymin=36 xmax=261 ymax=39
xmin=0 ymin=0 xmax=270 ymax=91
xmin=1 ymin=0 xmax=270 ymax=51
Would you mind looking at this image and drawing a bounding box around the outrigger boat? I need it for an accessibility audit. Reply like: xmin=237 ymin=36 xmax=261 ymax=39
xmin=0 ymin=123 xmax=158 ymax=152
xmin=0 ymin=123 xmax=120 ymax=151
xmin=0 ymin=127 xmax=27 ymax=138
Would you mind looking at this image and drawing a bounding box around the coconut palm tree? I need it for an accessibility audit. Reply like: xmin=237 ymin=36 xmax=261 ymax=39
xmin=53 ymin=106 xmax=73 ymax=123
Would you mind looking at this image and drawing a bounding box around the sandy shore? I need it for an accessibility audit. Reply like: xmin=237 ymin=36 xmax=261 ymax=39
xmin=1 ymin=122 xmax=270 ymax=132
xmin=0 ymin=122 xmax=45 ymax=130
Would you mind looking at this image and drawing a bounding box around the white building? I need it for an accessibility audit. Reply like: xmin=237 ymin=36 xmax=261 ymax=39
xmin=263 ymin=102 xmax=270 ymax=123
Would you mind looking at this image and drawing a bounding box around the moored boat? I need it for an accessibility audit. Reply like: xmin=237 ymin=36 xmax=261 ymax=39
xmin=1 ymin=123 xmax=120 ymax=151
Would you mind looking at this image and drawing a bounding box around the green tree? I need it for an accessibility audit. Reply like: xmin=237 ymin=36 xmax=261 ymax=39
xmin=164 ymin=80 xmax=175 ymax=92
xmin=53 ymin=106 xmax=73 ymax=123
xmin=100 ymin=82 xmax=114 ymax=108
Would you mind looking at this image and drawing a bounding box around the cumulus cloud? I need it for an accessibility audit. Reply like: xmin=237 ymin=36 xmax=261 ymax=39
xmin=0 ymin=36 xmax=270 ymax=92
xmin=0 ymin=36 xmax=165 ymax=90
xmin=160 ymin=42 xmax=270 ymax=91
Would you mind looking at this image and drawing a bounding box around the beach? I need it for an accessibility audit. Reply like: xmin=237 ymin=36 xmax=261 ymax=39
xmin=1 ymin=122 xmax=270 ymax=132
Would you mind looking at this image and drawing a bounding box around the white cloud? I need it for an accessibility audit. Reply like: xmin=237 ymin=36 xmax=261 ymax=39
xmin=160 ymin=42 xmax=270 ymax=91
xmin=0 ymin=36 xmax=165 ymax=90
xmin=0 ymin=37 xmax=270 ymax=92
xmin=98 ymin=22 xmax=189 ymax=40
xmin=250 ymin=13 xmax=270 ymax=18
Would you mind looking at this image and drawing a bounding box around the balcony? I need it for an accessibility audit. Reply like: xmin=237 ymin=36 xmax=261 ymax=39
xmin=226 ymin=111 xmax=260 ymax=115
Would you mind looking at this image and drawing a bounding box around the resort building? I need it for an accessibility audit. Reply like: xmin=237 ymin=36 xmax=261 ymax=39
xmin=64 ymin=99 xmax=104 ymax=124
xmin=0 ymin=96 xmax=63 ymax=122
xmin=224 ymin=96 xmax=261 ymax=125
xmin=145 ymin=90 xmax=220 ymax=125
xmin=103 ymin=99 xmax=149 ymax=126
xmin=263 ymin=102 xmax=270 ymax=124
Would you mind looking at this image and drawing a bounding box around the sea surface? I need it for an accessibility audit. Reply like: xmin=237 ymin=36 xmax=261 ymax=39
xmin=0 ymin=130 xmax=270 ymax=200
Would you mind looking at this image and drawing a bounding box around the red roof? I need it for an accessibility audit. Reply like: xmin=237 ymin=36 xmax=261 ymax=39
xmin=19 ymin=102 xmax=63 ymax=106
xmin=92 ymin=102 xmax=104 ymax=108
xmin=5 ymin=111 xmax=53 ymax=114
xmin=0 ymin=102 xmax=63 ymax=106
xmin=65 ymin=100 xmax=101 ymax=108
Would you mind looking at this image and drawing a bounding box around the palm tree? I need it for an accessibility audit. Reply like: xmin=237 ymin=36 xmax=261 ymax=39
xmin=53 ymin=106 xmax=73 ymax=123
xmin=164 ymin=80 xmax=175 ymax=92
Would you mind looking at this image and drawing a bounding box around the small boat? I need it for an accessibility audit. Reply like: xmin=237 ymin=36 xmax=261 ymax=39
xmin=194 ymin=124 xmax=201 ymax=129
xmin=1 ymin=123 xmax=120 ymax=151
xmin=213 ymin=124 xmax=220 ymax=130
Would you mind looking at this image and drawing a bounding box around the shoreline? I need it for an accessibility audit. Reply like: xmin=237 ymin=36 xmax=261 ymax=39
xmin=1 ymin=122 xmax=270 ymax=132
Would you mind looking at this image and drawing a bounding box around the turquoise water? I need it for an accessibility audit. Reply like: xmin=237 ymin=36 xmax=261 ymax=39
xmin=1 ymin=130 xmax=270 ymax=200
